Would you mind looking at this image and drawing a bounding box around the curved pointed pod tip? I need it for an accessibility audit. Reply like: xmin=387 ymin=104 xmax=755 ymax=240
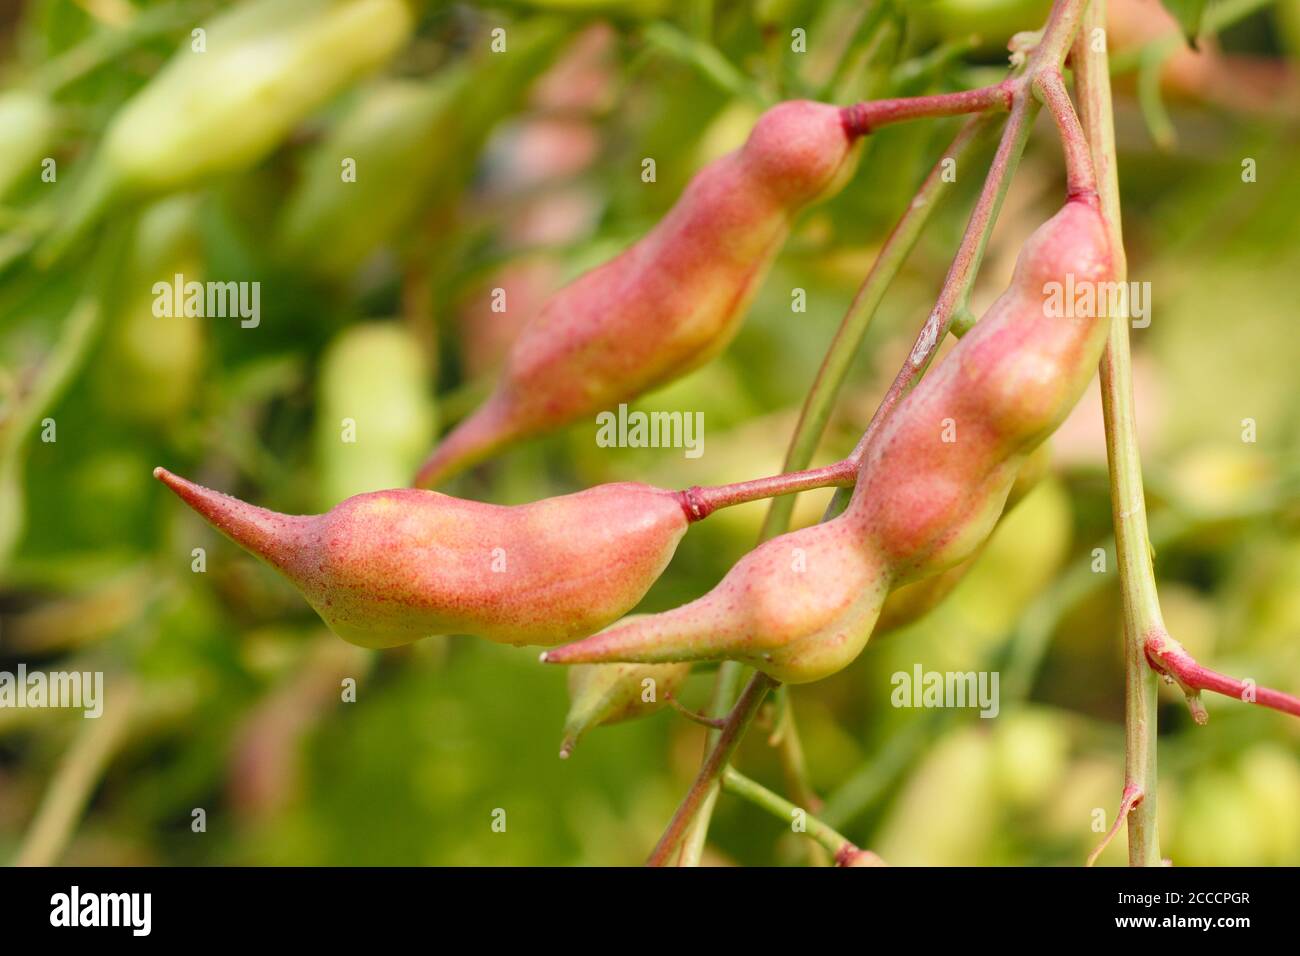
xmin=153 ymin=467 xmax=313 ymax=575
xmin=558 ymin=659 xmax=691 ymax=759
xmin=155 ymin=468 xmax=689 ymax=651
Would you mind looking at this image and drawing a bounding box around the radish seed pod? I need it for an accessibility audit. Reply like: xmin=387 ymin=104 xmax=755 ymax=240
xmin=543 ymin=199 xmax=1115 ymax=683
xmin=414 ymin=99 xmax=864 ymax=487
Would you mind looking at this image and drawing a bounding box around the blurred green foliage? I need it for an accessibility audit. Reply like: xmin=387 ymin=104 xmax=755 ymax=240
xmin=0 ymin=0 xmax=1297 ymax=867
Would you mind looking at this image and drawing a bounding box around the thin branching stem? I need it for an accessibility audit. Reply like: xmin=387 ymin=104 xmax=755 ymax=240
xmin=1073 ymin=0 xmax=1163 ymax=867
xmin=654 ymin=0 xmax=1091 ymax=867
xmin=13 ymin=679 xmax=135 ymax=867
xmin=721 ymin=766 xmax=873 ymax=862
xmin=647 ymin=672 xmax=777 ymax=867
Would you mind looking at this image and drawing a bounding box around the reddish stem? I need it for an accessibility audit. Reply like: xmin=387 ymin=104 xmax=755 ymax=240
xmin=646 ymin=672 xmax=778 ymax=867
xmin=665 ymin=694 xmax=728 ymax=730
xmin=1086 ymin=784 xmax=1144 ymax=867
xmin=842 ymin=89 xmax=1038 ymax=471
xmin=675 ymin=458 xmax=857 ymax=522
xmin=1035 ymin=69 xmax=1099 ymax=203
xmin=1145 ymin=630 xmax=1300 ymax=724
xmin=841 ymin=82 xmax=1014 ymax=137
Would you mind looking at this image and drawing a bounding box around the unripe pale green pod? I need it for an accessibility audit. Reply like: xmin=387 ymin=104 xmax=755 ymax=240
xmin=99 ymin=196 xmax=206 ymax=426
xmin=154 ymin=468 xmax=689 ymax=648
xmin=315 ymin=323 xmax=437 ymax=509
xmin=278 ymin=20 xmax=566 ymax=277
xmin=0 ymin=90 xmax=54 ymax=199
xmin=545 ymin=200 xmax=1114 ymax=684
xmin=414 ymin=99 xmax=863 ymax=487
xmin=559 ymin=659 xmax=691 ymax=758
xmin=279 ymin=75 xmax=466 ymax=275
xmin=45 ymin=0 xmax=414 ymax=259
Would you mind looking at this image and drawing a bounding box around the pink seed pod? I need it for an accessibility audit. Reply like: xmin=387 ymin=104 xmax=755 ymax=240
xmin=154 ymin=468 xmax=688 ymax=649
xmin=846 ymin=199 xmax=1113 ymax=585
xmin=836 ymin=846 xmax=887 ymax=867
xmin=544 ymin=200 xmax=1113 ymax=684
xmin=414 ymin=100 xmax=861 ymax=487
xmin=871 ymin=441 xmax=1053 ymax=637
xmin=542 ymin=518 xmax=892 ymax=683
xmin=559 ymin=659 xmax=691 ymax=759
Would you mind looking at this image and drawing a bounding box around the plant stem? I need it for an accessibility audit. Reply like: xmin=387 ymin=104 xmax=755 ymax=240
xmin=824 ymin=96 xmax=1035 ymax=522
xmin=1145 ymin=632 xmax=1300 ymax=721
xmin=825 ymin=0 xmax=1086 ymax=521
xmin=721 ymin=766 xmax=861 ymax=860
xmin=840 ymin=82 xmax=1013 ymax=136
xmin=659 ymin=0 xmax=1092 ymax=865
xmin=13 ymin=679 xmax=135 ymax=866
xmin=646 ymin=671 xmax=777 ymax=867
xmin=760 ymin=113 xmax=996 ymax=540
xmin=666 ymin=694 xmax=728 ymax=729
xmin=675 ymin=660 xmax=743 ymax=866
xmin=674 ymin=115 xmax=999 ymax=867
xmin=1086 ymin=784 xmax=1144 ymax=867
xmin=677 ymin=458 xmax=856 ymax=521
xmin=767 ymin=685 xmax=828 ymax=865
xmin=1072 ymin=0 xmax=1163 ymax=867
xmin=1034 ymin=69 xmax=1098 ymax=201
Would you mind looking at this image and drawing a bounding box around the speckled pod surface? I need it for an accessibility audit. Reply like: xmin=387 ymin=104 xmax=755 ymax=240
xmin=415 ymin=100 xmax=862 ymax=487
xmin=545 ymin=200 xmax=1114 ymax=683
xmin=155 ymin=468 xmax=688 ymax=649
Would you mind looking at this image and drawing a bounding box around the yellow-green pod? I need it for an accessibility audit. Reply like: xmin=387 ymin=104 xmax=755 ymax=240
xmin=0 ymin=90 xmax=54 ymax=199
xmin=278 ymin=19 xmax=568 ymax=277
xmin=314 ymin=322 xmax=437 ymax=508
xmin=1280 ymin=1 xmax=1300 ymax=58
xmin=559 ymin=660 xmax=691 ymax=758
xmin=912 ymin=0 xmax=1052 ymax=48
xmin=45 ymin=0 xmax=416 ymax=259
xmin=515 ymin=0 xmax=668 ymax=14
xmin=278 ymin=73 xmax=469 ymax=276
xmin=99 ymin=196 xmax=206 ymax=426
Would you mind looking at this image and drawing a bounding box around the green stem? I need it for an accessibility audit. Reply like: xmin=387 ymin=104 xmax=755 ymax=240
xmin=824 ymin=0 xmax=1086 ymax=523
xmin=768 ymin=686 xmax=829 ymax=866
xmin=1072 ymin=0 xmax=1163 ymax=867
xmin=824 ymin=91 xmax=1037 ymax=520
xmin=646 ymin=672 xmax=777 ymax=867
xmin=13 ymin=679 xmax=135 ymax=866
xmin=674 ymin=660 xmax=743 ymax=866
xmin=661 ymin=0 xmax=1090 ymax=866
xmin=721 ymin=766 xmax=857 ymax=860
xmin=36 ymin=2 xmax=209 ymax=94
xmin=675 ymin=113 xmax=997 ymax=866
xmin=760 ymin=112 xmax=996 ymax=540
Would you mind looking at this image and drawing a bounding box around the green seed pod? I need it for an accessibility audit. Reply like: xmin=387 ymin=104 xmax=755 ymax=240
xmin=44 ymin=0 xmax=415 ymax=259
xmin=315 ymin=322 xmax=437 ymax=509
xmin=0 ymin=90 xmax=54 ymax=199
xmin=559 ymin=659 xmax=690 ymax=758
xmin=99 ymin=196 xmax=206 ymax=425
xmin=911 ymin=0 xmax=1053 ymax=48
xmin=515 ymin=0 xmax=668 ymax=14
xmin=278 ymin=20 xmax=567 ymax=277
